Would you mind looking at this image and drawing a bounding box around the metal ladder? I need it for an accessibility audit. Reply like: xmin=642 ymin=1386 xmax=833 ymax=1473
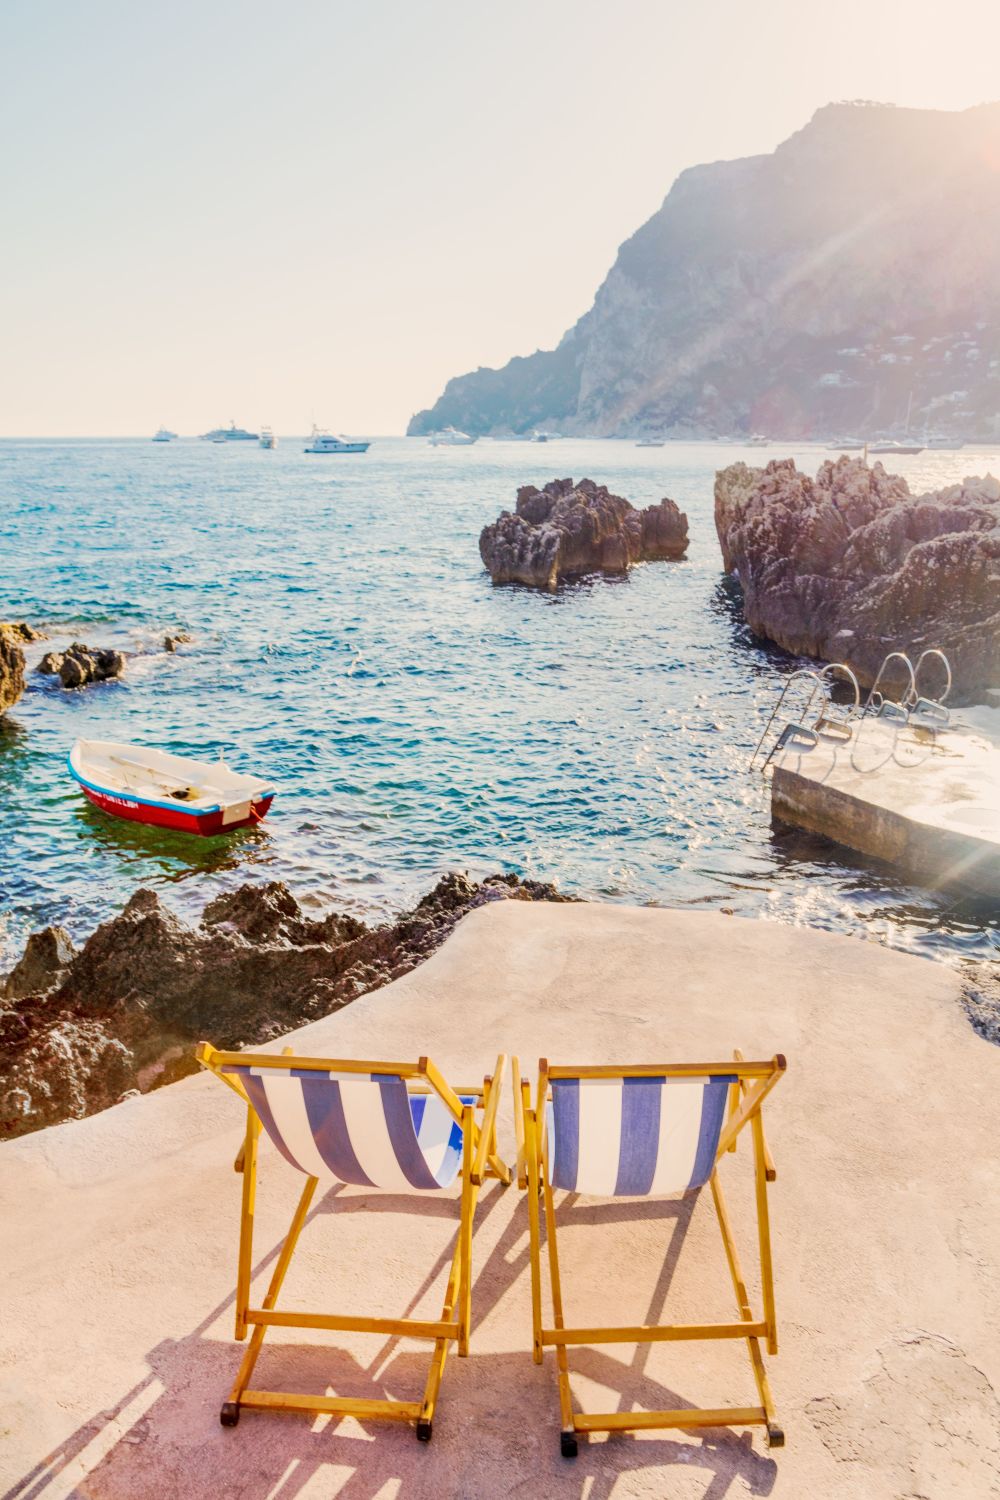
xmin=751 ymin=663 xmax=861 ymax=774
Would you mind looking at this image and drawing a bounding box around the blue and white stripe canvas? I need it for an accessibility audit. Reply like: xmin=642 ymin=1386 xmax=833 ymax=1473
xmin=549 ymin=1074 xmax=735 ymax=1196
xmin=221 ymin=1065 xmax=473 ymax=1191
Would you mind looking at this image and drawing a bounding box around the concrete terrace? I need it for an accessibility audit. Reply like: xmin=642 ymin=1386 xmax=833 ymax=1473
xmin=2 ymin=901 xmax=999 ymax=1499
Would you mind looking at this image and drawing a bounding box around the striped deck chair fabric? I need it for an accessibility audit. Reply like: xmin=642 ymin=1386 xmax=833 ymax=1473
xmin=220 ymin=1064 xmax=475 ymax=1190
xmin=549 ymin=1073 xmax=736 ymax=1196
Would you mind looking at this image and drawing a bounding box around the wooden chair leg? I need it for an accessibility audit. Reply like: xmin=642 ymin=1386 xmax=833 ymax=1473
xmin=525 ymin=1107 xmax=544 ymax=1364
xmin=234 ymin=1107 xmax=261 ymax=1340
xmin=541 ymin=1138 xmax=576 ymax=1453
xmin=224 ymin=1174 xmax=318 ymax=1422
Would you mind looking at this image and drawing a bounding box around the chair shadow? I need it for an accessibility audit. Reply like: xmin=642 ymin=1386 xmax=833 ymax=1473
xmin=2 ymin=1182 xmax=778 ymax=1500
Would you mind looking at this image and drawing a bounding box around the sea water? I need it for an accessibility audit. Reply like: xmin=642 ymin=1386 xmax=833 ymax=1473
xmin=1 ymin=435 xmax=997 ymax=969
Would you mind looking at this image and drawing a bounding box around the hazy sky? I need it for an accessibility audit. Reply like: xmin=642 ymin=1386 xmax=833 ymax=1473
xmin=3 ymin=0 xmax=1000 ymax=435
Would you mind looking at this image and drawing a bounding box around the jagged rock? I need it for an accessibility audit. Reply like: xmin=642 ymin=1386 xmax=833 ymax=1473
xmin=0 ymin=872 xmax=574 ymax=1140
xmin=38 ymin=642 xmax=126 ymax=688
xmin=479 ymin=477 xmax=688 ymax=589
xmin=3 ymin=927 xmax=75 ymax=1000
xmin=1 ymin=622 xmax=44 ymax=642
xmin=163 ymin=631 xmax=192 ymax=652
xmin=714 ymin=456 xmax=1000 ymax=702
xmin=0 ymin=628 xmax=26 ymax=716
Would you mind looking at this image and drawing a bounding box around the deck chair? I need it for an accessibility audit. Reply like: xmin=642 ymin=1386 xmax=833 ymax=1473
xmin=513 ymin=1051 xmax=786 ymax=1456
xmin=197 ymin=1043 xmax=510 ymax=1441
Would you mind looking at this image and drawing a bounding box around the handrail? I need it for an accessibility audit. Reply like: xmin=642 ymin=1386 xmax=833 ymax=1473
xmin=909 ymin=648 xmax=952 ymax=708
xmin=862 ymin=651 xmax=916 ymax=718
xmin=749 ymin=670 xmax=826 ymax=771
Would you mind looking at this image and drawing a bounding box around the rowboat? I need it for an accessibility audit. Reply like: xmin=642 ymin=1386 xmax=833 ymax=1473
xmin=69 ymin=739 xmax=275 ymax=836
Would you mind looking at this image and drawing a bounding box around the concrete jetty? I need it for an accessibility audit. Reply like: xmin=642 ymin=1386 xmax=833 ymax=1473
xmin=2 ymin=901 xmax=999 ymax=1498
xmin=771 ymin=716 xmax=1000 ymax=893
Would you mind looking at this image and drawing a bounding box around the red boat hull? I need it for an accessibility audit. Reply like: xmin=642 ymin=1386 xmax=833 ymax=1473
xmin=80 ymin=784 xmax=274 ymax=835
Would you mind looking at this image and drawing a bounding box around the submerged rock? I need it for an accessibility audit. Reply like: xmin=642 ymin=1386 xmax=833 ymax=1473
xmin=479 ymin=477 xmax=688 ymax=589
xmin=714 ymin=457 xmax=1000 ymax=703
xmin=163 ymin=631 xmax=192 ymax=652
xmin=0 ymin=871 xmax=574 ymax=1140
xmin=0 ymin=628 xmax=26 ymax=716
xmin=38 ymin=641 xmax=126 ymax=688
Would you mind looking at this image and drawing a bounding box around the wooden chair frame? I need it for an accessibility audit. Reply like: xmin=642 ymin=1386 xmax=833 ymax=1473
xmin=513 ymin=1052 xmax=786 ymax=1457
xmin=197 ymin=1043 xmax=511 ymax=1442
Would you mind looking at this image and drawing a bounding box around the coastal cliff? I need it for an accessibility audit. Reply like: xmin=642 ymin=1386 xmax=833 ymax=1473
xmin=409 ymin=102 xmax=1000 ymax=439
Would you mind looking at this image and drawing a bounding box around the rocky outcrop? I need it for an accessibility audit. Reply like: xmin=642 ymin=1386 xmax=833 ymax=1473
xmin=38 ymin=642 xmax=126 ymax=688
xmin=163 ymin=631 xmax=192 ymax=652
xmin=479 ymin=477 xmax=688 ymax=588
xmin=410 ymin=101 xmax=1000 ymax=440
xmin=714 ymin=456 xmax=1000 ymax=702
xmin=0 ymin=627 xmax=27 ymax=716
xmin=0 ymin=871 xmax=573 ymax=1140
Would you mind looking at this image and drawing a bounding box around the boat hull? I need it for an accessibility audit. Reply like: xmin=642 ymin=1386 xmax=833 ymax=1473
xmin=78 ymin=782 xmax=274 ymax=835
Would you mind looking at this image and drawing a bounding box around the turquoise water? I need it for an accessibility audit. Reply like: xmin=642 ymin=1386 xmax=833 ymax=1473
xmin=2 ymin=435 xmax=997 ymax=969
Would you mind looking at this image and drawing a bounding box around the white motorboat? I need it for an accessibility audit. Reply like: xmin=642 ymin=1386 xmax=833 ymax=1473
xmin=746 ymin=434 xmax=770 ymax=447
xmin=532 ymin=429 xmax=562 ymax=442
xmin=925 ymin=435 xmax=964 ymax=450
xmin=429 ymin=427 xmax=478 ymax=446
xmin=869 ymin=440 xmax=924 ymax=455
xmin=304 ymin=426 xmax=370 ymax=454
xmin=826 ymin=437 xmax=865 ymax=451
xmin=636 ymin=438 xmax=665 ymax=448
xmin=259 ymin=427 xmax=277 ymax=449
xmin=152 ymin=427 xmax=177 ymax=443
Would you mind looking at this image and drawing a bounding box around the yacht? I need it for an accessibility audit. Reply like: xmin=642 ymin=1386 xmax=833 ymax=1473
xmin=304 ymin=426 xmax=370 ymax=454
xmin=259 ymin=427 xmax=277 ymax=450
xmin=429 ymin=427 xmax=477 ymax=446
xmin=746 ymin=434 xmax=770 ymax=447
xmin=826 ymin=437 xmax=865 ymax=451
xmin=925 ymin=435 xmax=964 ymax=450
xmin=869 ymin=439 xmax=924 ymax=455
xmin=200 ymin=422 xmax=258 ymax=442
xmin=636 ymin=438 xmax=665 ymax=448
xmin=152 ymin=427 xmax=177 ymax=443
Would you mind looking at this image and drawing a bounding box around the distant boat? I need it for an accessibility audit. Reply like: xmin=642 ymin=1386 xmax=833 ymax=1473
xmin=200 ymin=422 xmax=259 ymax=442
xmin=827 ymin=437 xmax=865 ymax=451
xmin=532 ymin=430 xmax=562 ymax=443
xmin=429 ymin=427 xmax=477 ymax=446
xmin=636 ymin=438 xmax=665 ymax=448
xmin=304 ymin=426 xmax=370 ymax=454
xmin=152 ymin=427 xmax=177 ymax=443
xmin=746 ymin=434 xmax=770 ymax=447
xmin=69 ymin=738 xmax=275 ymax=836
xmin=869 ymin=440 xmax=924 ymax=455
xmin=925 ymin=435 xmax=964 ymax=450
xmin=259 ymin=427 xmax=277 ymax=450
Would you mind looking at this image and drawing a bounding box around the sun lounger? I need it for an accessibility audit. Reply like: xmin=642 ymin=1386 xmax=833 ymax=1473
xmin=197 ymin=1043 xmax=510 ymax=1440
xmin=514 ymin=1051 xmax=786 ymax=1456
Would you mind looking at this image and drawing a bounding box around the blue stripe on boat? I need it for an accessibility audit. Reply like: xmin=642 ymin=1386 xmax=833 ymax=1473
xmin=375 ymin=1075 xmax=440 ymax=1190
xmin=301 ymin=1076 xmax=374 ymax=1186
xmin=550 ymin=1078 xmax=580 ymax=1192
xmin=615 ymin=1076 xmax=662 ymax=1195
xmin=687 ymin=1076 xmax=735 ymax=1190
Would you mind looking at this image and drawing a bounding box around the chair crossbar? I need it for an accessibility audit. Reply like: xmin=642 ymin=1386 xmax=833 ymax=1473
xmin=244 ymin=1309 xmax=461 ymax=1340
xmin=541 ymin=1320 xmax=768 ymax=1346
xmin=240 ymin=1391 xmax=423 ymax=1421
xmin=574 ymin=1406 xmax=768 ymax=1434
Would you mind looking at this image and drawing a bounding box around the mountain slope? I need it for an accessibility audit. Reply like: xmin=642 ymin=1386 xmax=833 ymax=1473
xmin=408 ymin=102 xmax=1000 ymax=439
